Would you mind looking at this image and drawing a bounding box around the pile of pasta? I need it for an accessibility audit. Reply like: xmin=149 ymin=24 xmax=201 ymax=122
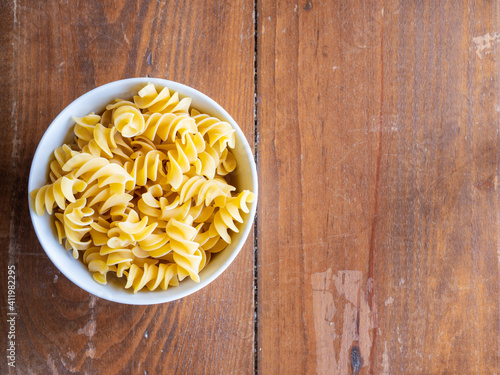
xmin=31 ymin=83 xmax=254 ymax=292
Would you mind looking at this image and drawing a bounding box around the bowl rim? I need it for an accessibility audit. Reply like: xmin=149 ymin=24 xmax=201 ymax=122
xmin=28 ymin=77 xmax=258 ymax=305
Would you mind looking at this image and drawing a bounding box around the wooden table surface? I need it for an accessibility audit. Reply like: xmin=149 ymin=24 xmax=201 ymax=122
xmin=1 ymin=1 xmax=499 ymax=374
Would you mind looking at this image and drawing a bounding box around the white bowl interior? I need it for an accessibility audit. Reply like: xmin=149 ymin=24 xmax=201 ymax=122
xmin=28 ymin=78 xmax=257 ymax=305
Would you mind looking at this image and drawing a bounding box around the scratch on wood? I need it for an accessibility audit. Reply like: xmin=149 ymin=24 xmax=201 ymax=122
xmin=46 ymin=354 xmax=60 ymax=375
xmin=66 ymin=350 xmax=75 ymax=360
xmin=60 ymin=351 xmax=78 ymax=373
xmin=91 ymin=32 xmax=126 ymax=47
xmin=334 ymin=271 xmax=362 ymax=305
xmin=326 ymin=187 xmax=352 ymax=203
xmin=384 ymin=297 xmax=394 ymax=306
xmin=311 ymin=269 xmax=337 ymax=374
xmin=366 ymin=7 xmax=385 ymax=370
xmin=381 ymin=341 xmax=389 ymax=375
xmin=121 ymin=23 xmax=130 ymax=45
xmin=281 ymin=7 xmax=297 ymax=33
xmin=17 ymin=253 xmax=46 ymax=256
xmin=472 ymin=32 xmax=500 ymax=58
xmin=286 ymin=232 xmax=366 ymax=251
xmin=359 ymin=282 xmax=374 ymax=367
xmin=78 ymin=320 xmax=96 ymax=337
xmin=79 ymin=295 xmax=98 ymax=362
xmin=13 ymin=0 xmax=17 ymax=24
xmin=397 ymin=325 xmax=403 ymax=353
xmin=85 ymin=345 xmax=96 ymax=359
xmin=312 ymin=270 xmax=377 ymax=374
xmin=89 ymin=295 xmax=97 ymax=309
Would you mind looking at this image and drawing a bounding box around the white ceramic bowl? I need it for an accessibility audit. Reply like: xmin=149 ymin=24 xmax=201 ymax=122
xmin=28 ymin=78 xmax=258 ymax=305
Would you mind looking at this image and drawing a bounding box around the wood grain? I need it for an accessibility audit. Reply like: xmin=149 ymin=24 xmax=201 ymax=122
xmin=0 ymin=1 xmax=255 ymax=374
xmin=2 ymin=0 xmax=500 ymax=374
xmin=256 ymin=0 xmax=499 ymax=374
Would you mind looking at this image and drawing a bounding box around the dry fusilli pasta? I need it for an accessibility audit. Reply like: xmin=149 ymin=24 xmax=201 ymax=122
xmin=31 ymin=83 xmax=254 ymax=292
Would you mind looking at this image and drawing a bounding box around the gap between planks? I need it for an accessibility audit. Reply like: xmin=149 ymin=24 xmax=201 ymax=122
xmin=253 ymin=0 xmax=259 ymax=374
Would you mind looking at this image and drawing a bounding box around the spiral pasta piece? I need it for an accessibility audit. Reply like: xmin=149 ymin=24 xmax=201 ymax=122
xmin=165 ymin=133 xmax=206 ymax=189
xmin=63 ymin=152 xmax=134 ymax=192
xmin=49 ymin=144 xmax=79 ymax=182
xmin=193 ymin=143 xmax=221 ymax=179
xmin=165 ymin=216 xmax=203 ymax=282
xmin=192 ymin=110 xmax=236 ymax=152
xmin=107 ymin=209 xmax=158 ymax=247
xmin=137 ymin=184 xmax=165 ymax=218
xmin=89 ymin=217 xmax=112 ymax=246
xmin=83 ymin=246 xmax=111 ymax=285
xmin=73 ymin=114 xmax=101 ymax=144
xmin=142 ymin=112 xmax=197 ymax=144
xmin=82 ymin=123 xmax=118 ymax=158
xmin=210 ymin=190 xmax=255 ymax=244
xmin=217 ymin=148 xmax=237 ymax=176
xmin=113 ymin=105 xmax=146 ymax=137
xmin=84 ymin=185 xmax=134 ymax=215
xmin=125 ymin=262 xmax=181 ymax=293
xmin=177 ymin=175 xmax=235 ymax=206
xmin=134 ymin=83 xmax=191 ymax=114
xmin=61 ymin=198 xmax=94 ymax=257
xmin=111 ymin=132 xmax=135 ymax=162
xmin=31 ymin=174 xmax=87 ymax=216
xmin=125 ymin=150 xmax=167 ymax=187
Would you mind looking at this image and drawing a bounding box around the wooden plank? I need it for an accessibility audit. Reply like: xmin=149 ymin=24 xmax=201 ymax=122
xmin=1 ymin=1 xmax=255 ymax=374
xmin=256 ymin=0 xmax=499 ymax=374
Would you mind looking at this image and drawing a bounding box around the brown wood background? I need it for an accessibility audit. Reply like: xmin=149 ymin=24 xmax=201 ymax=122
xmin=1 ymin=0 xmax=499 ymax=374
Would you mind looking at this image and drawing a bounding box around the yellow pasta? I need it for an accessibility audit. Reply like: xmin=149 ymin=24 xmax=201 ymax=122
xmin=134 ymin=82 xmax=191 ymax=114
xmin=31 ymin=83 xmax=254 ymax=292
xmin=191 ymin=110 xmax=236 ymax=152
xmin=30 ymin=174 xmax=87 ymax=215
xmin=49 ymin=144 xmax=79 ymax=182
xmin=210 ymin=191 xmax=255 ymax=244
